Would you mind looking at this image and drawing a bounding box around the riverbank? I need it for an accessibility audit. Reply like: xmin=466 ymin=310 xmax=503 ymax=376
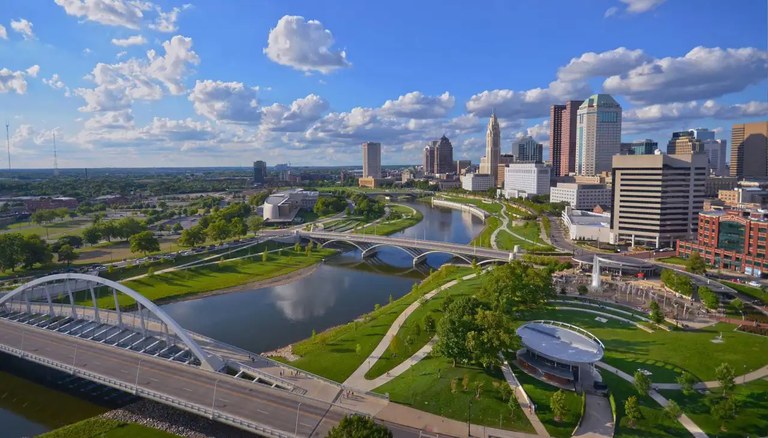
xmin=75 ymin=247 xmax=337 ymax=309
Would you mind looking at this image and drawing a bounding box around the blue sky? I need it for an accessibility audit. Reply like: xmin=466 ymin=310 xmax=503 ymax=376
xmin=0 ymin=0 xmax=766 ymax=168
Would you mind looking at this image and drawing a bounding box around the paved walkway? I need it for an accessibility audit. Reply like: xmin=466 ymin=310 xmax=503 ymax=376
xmin=596 ymin=362 xmax=708 ymax=438
xmin=490 ymin=203 xmax=509 ymax=250
xmin=572 ymin=394 xmax=614 ymax=438
xmin=343 ymin=272 xmax=479 ymax=391
xmin=500 ymin=361 xmax=550 ymax=437
xmin=654 ymin=364 xmax=768 ymax=390
xmin=554 ymin=306 xmax=654 ymax=333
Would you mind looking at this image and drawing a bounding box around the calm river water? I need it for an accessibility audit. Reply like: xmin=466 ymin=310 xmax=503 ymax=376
xmin=1 ymin=201 xmax=483 ymax=436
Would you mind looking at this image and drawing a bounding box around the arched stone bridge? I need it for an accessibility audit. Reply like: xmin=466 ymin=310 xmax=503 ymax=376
xmin=299 ymin=230 xmax=515 ymax=267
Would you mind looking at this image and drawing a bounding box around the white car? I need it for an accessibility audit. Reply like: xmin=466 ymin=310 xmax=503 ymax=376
xmin=748 ymin=281 xmax=761 ymax=287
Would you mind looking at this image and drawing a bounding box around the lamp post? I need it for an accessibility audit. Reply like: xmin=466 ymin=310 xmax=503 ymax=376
xmin=294 ymin=402 xmax=302 ymax=437
xmin=134 ymin=358 xmax=143 ymax=394
xmin=467 ymin=399 xmax=472 ymax=437
xmin=72 ymin=342 xmax=79 ymax=370
xmin=210 ymin=379 xmax=220 ymax=419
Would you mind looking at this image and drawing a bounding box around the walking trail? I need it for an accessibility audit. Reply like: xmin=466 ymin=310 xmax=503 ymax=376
xmin=596 ymin=362 xmax=708 ymax=438
xmin=491 ymin=203 xmax=539 ymax=250
xmin=501 ymin=360 xmax=550 ymax=437
xmin=343 ymin=272 xmax=479 ymax=392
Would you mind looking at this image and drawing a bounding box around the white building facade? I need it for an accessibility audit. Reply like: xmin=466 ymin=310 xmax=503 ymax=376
xmin=576 ymin=94 xmax=622 ymax=176
xmin=562 ymin=206 xmax=612 ymax=243
xmin=503 ymin=163 xmax=551 ymax=199
xmin=461 ymin=173 xmax=493 ymax=192
xmin=550 ymin=183 xmax=612 ymax=210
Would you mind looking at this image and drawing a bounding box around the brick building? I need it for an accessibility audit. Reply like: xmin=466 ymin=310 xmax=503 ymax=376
xmin=677 ymin=209 xmax=768 ymax=277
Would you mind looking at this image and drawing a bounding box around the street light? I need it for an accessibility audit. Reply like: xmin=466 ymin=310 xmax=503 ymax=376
xmin=294 ymin=402 xmax=302 ymax=437
xmin=210 ymin=379 xmax=220 ymax=419
xmin=134 ymin=358 xmax=143 ymax=394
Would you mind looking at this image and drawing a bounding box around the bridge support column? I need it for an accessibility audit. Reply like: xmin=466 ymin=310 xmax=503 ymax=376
xmin=45 ymin=285 xmax=54 ymax=316
xmin=89 ymin=286 xmax=100 ymax=323
xmin=113 ymin=288 xmax=123 ymax=328
xmin=66 ymin=281 xmax=77 ymax=319
xmin=138 ymin=304 xmax=147 ymax=336
xmin=24 ymin=289 xmax=31 ymax=315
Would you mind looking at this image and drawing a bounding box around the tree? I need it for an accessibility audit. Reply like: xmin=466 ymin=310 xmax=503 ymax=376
xmin=206 ymin=219 xmax=230 ymax=243
xmin=82 ymin=226 xmax=101 ymax=245
xmin=715 ymin=363 xmax=735 ymax=396
xmin=129 ymin=231 xmax=160 ymax=255
xmin=0 ymin=233 xmax=23 ymax=271
xmin=115 ymin=217 xmax=147 ymax=239
xmin=466 ymin=308 xmax=514 ymax=368
xmin=435 ymin=297 xmax=482 ymax=366
xmin=550 ymin=390 xmax=567 ymax=422
xmin=665 ymin=400 xmax=682 ymax=419
xmin=633 ymin=370 xmax=651 ymax=395
xmin=230 ymin=217 xmax=248 ymax=238
xmin=685 ymin=251 xmax=707 ymax=275
xmin=20 ymin=234 xmax=52 ymax=269
xmin=327 ymin=414 xmax=392 ymax=438
xmin=730 ymin=298 xmax=744 ymax=313
xmin=172 ymin=222 xmax=183 ymax=233
xmin=698 ymin=286 xmax=719 ymax=310
xmin=497 ymin=381 xmax=512 ymax=402
xmin=624 ymin=395 xmax=642 ymax=428
xmin=649 ymin=300 xmax=664 ymax=324
xmin=53 ymin=235 xmax=83 ymax=251
xmin=423 ymin=314 xmax=436 ymax=333
xmin=389 ymin=334 xmax=401 ymax=358
xmin=261 ymin=249 xmax=268 ymax=262
xmin=248 ymin=215 xmax=264 ymax=234
xmin=57 ymin=244 xmax=78 ymax=266
xmin=179 ymin=226 xmax=206 ymax=247
xmin=676 ymin=372 xmax=697 ymax=395
xmin=481 ymin=261 xmax=554 ymax=313
xmin=577 ymin=285 xmax=588 ymax=295
xmin=710 ymin=396 xmax=736 ymax=431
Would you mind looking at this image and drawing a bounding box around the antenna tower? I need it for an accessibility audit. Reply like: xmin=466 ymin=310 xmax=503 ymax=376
xmin=4 ymin=121 xmax=10 ymax=171
xmin=53 ymin=133 xmax=59 ymax=176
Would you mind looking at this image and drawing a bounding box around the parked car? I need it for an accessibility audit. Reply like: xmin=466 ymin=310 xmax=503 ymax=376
xmin=748 ymin=281 xmax=761 ymax=287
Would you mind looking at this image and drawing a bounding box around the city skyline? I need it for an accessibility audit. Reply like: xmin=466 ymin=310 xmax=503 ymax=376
xmin=0 ymin=0 xmax=766 ymax=168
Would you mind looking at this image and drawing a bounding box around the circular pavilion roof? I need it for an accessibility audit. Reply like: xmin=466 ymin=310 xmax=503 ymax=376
xmin=516 ymin=320 xmax=605 ymax=364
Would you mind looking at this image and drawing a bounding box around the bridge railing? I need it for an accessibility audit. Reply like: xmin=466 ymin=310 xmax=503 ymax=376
xmin=0 ymin=341 xmax=292 ymax=438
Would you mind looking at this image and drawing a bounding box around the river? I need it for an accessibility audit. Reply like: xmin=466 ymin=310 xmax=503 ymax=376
xmin=0 ymin=201 xmax=483 ymax=436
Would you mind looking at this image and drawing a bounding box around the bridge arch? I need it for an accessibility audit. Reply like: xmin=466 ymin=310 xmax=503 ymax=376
xmin=0 ymin=273 xmax=223 ymax=372
xmin=360 ymin=243 xmax=422 ymax=259
xmin=315 ymin=239 xmax=367 ymax=252
xmin=413 ymin=250 xmax=474 ymax=265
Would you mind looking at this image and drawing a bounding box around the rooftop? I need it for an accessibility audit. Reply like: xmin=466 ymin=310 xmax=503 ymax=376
xmin=579 ymin=93 xmax=620 ymax=109
xmin=517 ymin=321 xmax=604 ymax=364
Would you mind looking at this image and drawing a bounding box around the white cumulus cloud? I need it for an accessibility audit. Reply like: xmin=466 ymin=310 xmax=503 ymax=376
xmin=264 ymin=15 xmax=350 ymax=74
xmin=603 ymin=46 xmax=768 ymax=104
xmin=149 ymin=4 xmax=191 ymax=33
xmin=259 ymin=94 xmax=329 ymax=132
xmin=188 ymin=80 xmax=261 ymax=123
xmin=10 ymin=18 xmax=34 ymax=40
xmin=111 ymin=34 xmax=147 ymax=46
xmin=381 ymin=91 xmax=455 ymax=119
xmin=0 ymin=65 xmax=39 ymax=94
xmin=0 ymin=24 xmax=7 ymax=40
xmin=55 ymin=0 xmax=149 ymax=29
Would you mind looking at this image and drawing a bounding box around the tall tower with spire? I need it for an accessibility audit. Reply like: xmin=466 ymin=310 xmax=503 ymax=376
xmin=481 ymin=111 xmax=501 ymax=186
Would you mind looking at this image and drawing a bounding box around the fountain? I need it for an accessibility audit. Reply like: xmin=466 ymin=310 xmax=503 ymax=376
xmin=590 ymin=254 xmax=602 ymax=291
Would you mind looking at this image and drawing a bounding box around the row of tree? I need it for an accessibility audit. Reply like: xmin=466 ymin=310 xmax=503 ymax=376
xmin=350 ymin=193 xmax=385 ymax=221
xmin=0 ymin=233 xmax=79 ymax=272
xmin=660 ymin=269 xmax=694 ymax=297
xmin=31 ymin=208 xmax=73 ymax=225
xmin=178 ymin=202 xmax=261 ymax=247
xmin=313 ymin=195 xmax=347 ymax=216
xmin=82 ymin=217 xmax=148 ymax=244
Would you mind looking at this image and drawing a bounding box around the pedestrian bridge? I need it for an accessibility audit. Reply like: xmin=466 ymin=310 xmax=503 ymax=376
xmin=299 ymin=230 xmax=515 ymax=266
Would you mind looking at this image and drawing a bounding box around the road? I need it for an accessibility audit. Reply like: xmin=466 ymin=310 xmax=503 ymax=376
xmin=0 ymin=318 xmax=428 ymax=437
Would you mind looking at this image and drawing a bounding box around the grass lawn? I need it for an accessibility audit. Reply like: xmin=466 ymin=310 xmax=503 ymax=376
xmin=285 ymin=266 xmax=471 ymax=383
xmin=40 ymin=418 xmax=177 ymax=438
xmin=660 ymin=377 xmax=768 ymax=438
xmin=375 ymin=356 xmax=535 ymax=433
xmin=73 ymin=247 xmax=335 ymax=309
xmin=722 ymin=281 xmax=768 ymax=305
xmin=77 ymin=237 xmax=180 ymax=264
xmin=1 ymin=217 xmax=93 ymax=239
xmin=504 ymin=203 xmax=532 ymax=218
xmin=512 ymin=365 xmax=583 ymax=438
xmin=496 ymin=230 xmax=553 ymax=252
xmin=656 ymin=257 xmax=688 ymax=267
xmin=365 ymin=275 xmax=482 ymax=379
xmin=600 ymin=372 xmax=689 ymax=438
xmin=471 ymin=216 xmax=500 ymax=248
xmin=440 ymin=195 xmax=502 ymax=214
xmin=520 ymin=309 xmax=768 ymax=383
xmin=357 ymin=204 xmax=424 ymax=236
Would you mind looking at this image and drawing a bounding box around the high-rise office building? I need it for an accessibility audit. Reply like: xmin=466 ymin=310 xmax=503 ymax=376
xmin=730 ymin=121 xmax=768 ymax=179
xmin=703 ymin=139 xmax=728 ymax=176
xmin=253 ymin=160 xmax=267 ymax=183
xmin=620 ymin=139 xmax=657 ymax=155
xmin=423 ymin=140 xmax=438 ymax=175
xmin=362 ymin=142 xmax=381 ymax=178
xmin=667 ymin=131 xmax=704 ymax=155
xmin=549 ymin=100 xmax=583 ymax=177
xmin=480 ymin=112 xmax=501 ymax=185
xmin=610 ymin=152 xmax=707 ymax=247
xmin=435 ymin=135 xmax=454 ymax=174
xmin=514 ymin=136 xmax=543 ymax=162
xmin=576 ymin=94 xmax=621 ymax=176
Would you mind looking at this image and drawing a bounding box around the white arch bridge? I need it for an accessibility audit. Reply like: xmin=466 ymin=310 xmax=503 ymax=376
xmin=299 ymin=230 xmax=516 ymax=267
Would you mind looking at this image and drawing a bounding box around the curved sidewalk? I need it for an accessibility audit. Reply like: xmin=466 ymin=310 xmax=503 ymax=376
xmin=343 ymin=272 xmax=479 ymax=392
xmin=596 ymin=362 xmax=708 ymax=438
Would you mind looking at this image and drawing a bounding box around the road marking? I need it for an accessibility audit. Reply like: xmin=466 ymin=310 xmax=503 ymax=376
xmin=120 ymin=369 xmax=129 ymax=374
xmin=256 ymin=408 xmax=269 ymax=414
xmin=219 ymin=398 xmax=231 ymax=403
xmin=148 ymin=377 xmax=159 ymax=382
xmin=301 ymin=423 xmax=314 ymax=428
xmin=183 ymin=387 xmax=193 ymax=392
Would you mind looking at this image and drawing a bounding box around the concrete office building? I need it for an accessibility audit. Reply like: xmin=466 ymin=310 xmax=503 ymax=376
xmin=480 ymin=112 xmax=501 ymax=186
xmin=705 ymin=176 xmax=738 ymax=197
xmin=667 ymin=131 xmax=704 ymax=155
xmin=435 ymin=135 xmax=454 ymax=174
xmin=514 ymin=136 xmax=543 ymax=162
xmin=610 ymin=152 xmax=707 ymax=247
xmin=702 ymin=139 xmax=728 ymax=176
xmin=503 ymin=163 xmax=550 ymax=199
xmin=620 ymin=139 xmax=657 ymax=156
xmin=423 ymin=141 xmax=437 ymax=175
xmin=550 ymin=100 xmax=583 ymax=177
xmin=551 ymin=183 xmax=612 ymax=210
xmin=576 ymin=94 xmax=622 ymax=176
xmin=262 ymin=189 xmax=319 ymax=222
xmin=730 ymin=121 xmax=768 ymax=179
xmin=461 ymin=173 xmax=493 ymax=192
xmin=495 ymin=154 xmax=515 ymax=187
xmin=362 ymin=142 xmax=381 ymax=178
xmin=253 ymin=160 xmax=267 ymax=183
xmin=562 ymin=206 xmax=612 ymax=243
xmin=456 ymin=159 xmax=472 ymax=175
